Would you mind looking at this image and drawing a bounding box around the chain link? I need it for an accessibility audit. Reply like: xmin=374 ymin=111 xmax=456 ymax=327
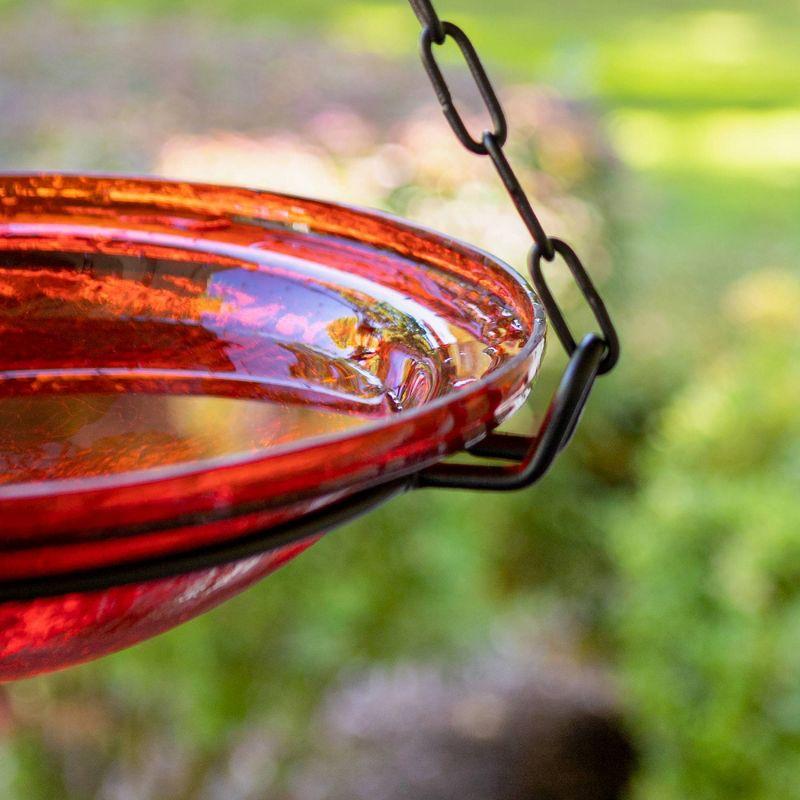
xmin=482 ymin=130 xmax=553 ymax=260
xmin=529 ymin=239 xmax=619 ymax=373
xmin=420 ymin=21 xmax=507 ymax=154
xmin=408 ymin=0 xmax=618 ymax=375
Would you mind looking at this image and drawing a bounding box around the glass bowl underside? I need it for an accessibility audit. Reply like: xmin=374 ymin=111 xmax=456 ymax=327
xmin=0 ymin=173 xmax=543 ymax=680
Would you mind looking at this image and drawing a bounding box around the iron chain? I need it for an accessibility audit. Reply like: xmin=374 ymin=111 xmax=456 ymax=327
xmin=408 ymin=0 xmax=618 ymax=375
xmin=410 ymin=0 xmax=619 ymax=489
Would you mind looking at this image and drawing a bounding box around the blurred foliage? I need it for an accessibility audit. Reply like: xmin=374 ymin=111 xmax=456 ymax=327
xmin=611 ymin=276 xmax=800 ymax=799
xmin=0 ymin=0 xmax=799 ymax=797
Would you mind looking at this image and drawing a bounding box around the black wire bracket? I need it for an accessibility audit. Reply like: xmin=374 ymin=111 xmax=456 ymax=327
xmin=419 ymin=333 xmax=606 ymax=490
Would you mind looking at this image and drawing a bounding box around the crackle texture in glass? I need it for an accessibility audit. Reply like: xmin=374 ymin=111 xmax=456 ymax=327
xmin=0 ymin=173 xmax=544 ymax=680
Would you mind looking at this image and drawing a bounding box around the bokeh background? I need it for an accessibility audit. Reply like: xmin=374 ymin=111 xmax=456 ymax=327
xmin=1 ymin=0 xmax=800 ymax=797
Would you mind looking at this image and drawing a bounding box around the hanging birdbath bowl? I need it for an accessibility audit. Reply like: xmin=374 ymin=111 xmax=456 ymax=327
xmin=0 ymin=173 xmax=551 ymax=680
xmin=0 ymin=0 xmax=620 ymax=686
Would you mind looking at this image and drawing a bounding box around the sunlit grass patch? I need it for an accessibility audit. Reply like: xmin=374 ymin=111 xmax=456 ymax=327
xmin=328 ymin=3 xmax=420 ymax=56
xmin=598 ymin=10 xmax=800 ymax=109
xmin=609 ymin=107 xmax=800 ymax=178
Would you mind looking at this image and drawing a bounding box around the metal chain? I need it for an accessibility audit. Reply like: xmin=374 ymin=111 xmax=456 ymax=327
xmin=408 ymin=0 xmax=619 ymax=376
xmin=410 ymin=0 xmax=620 ymax=490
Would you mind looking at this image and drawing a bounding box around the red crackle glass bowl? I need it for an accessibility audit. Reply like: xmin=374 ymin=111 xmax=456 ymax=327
xmin=0 ymin=173 xmax=545 ymax=680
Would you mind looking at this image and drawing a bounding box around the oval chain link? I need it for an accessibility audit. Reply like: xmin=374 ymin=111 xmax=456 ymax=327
xmin=420 ymin=21 xmax=507 ymax=155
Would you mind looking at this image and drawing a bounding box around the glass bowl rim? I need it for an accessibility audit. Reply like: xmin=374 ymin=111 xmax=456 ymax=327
xmin=0 ymin=172 xmax=546 ymax=504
